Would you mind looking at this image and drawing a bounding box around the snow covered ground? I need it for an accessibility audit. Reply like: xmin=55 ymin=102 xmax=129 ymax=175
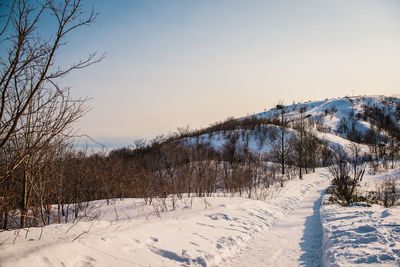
xmin=321 ymin=203 xmax=400 ymax=266
xmin=321 ymin=167 xmax=400 ymax=266
xmin=222 ymin=173 xmax=330 ymax=266
xmin=1 ymin=165 xmax=399 ymax=266
xmin=0 ymin=170 xmax=328 ymax=267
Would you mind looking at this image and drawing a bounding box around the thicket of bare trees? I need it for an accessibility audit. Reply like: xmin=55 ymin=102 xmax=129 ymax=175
xmin=0 ymin=0 xmax=102 ymax=229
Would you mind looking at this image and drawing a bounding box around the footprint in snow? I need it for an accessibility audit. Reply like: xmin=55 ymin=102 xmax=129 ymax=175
xmin=150 ymin=237 xmax=159 ymax=242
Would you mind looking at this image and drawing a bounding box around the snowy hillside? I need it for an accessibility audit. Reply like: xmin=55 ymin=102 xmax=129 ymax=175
xmin=180 ymin=95 xmax=400 ymax=156
xmin=252 ymin=95 xmax=400 ymax=133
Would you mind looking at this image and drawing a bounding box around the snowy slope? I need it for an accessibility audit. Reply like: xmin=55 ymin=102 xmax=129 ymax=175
xmin=182 ymin=95 xmax=400 ymax=157
xmin=253 ymin=96 xmax=399 ymax=128
xmin=182 ymin=125 xmax=297 ymax=155
xmin=250 ymin=95 xmax=400 ymax=140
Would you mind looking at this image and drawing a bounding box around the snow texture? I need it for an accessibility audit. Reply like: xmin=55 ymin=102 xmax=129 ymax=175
xmin=321 ymin=167 xmax=400 ymax=266
xmin=223 ymin=170 xmax=330 ymax=266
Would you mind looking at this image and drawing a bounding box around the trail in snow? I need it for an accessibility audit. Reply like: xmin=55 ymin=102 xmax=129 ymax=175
xmin=223 ymin=180 xmax=329 ymax=267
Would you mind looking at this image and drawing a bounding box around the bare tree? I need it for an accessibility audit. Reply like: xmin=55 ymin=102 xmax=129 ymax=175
xmin=271 ymin=105 xmax=291 ymax=175
xmin=0 ymin=0 xmax=102 ymax=228
xmin=293 ymin=106 xmax=307 ymax=179
xmin=387 ymin=131 xmax=399 ymax=169
xmin=304 ymin=133 xmax=320 ymax=173
xmin=0 ymin=0 xmax=103 ymax=179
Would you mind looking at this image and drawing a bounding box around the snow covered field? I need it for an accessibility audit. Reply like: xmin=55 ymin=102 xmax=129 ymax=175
xmin=0 ymin=170 xmax=328 ymax=267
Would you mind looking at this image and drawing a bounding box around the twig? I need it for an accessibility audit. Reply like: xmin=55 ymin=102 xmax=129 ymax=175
xmin=121 ymin=209 xmax=132 ymax=222
xmin=113 ymin=206 xmax=119 ymax=222
xmin=65 ymin=217 xmax=83 ymax=234
xmin=113 ymin=225 xmax=121 ymax=232
xmin=72 ymin=231 xmax=87 ymax=242
xmin=39 ymin=226 xmax=44 ymax=240
xmin=12 ymin=229 xmax=21 ymax=245
xmin=0 ymin=237 xmax=11 ymax=245
xmin=72 ymin=221 xmax=94 ymax=242
xmin=24 ymin=227 xmax=29 ymax=239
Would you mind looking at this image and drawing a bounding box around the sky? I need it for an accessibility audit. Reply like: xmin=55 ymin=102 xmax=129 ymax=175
xmin=3 ymin=0 xmax=400 ymax=147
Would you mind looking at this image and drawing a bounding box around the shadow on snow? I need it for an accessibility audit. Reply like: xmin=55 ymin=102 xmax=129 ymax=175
xmin=299 ymin=189 xmax=325 ymax=267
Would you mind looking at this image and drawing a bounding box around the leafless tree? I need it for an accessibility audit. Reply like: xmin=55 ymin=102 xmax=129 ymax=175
xmin=293 ymin=106 xmax=307 ymax=179
xmin=271 ymin=105 xmax=291 ymax=175
xmin=304 ymin=133 xmax=320 ymax=173
xmin=0 ymin=0 xmax=103 ymax=179
xmin=0 ymin=0 xmax=102 ymax=228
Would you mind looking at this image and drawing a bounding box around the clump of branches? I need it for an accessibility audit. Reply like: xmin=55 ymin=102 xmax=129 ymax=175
xmin=367 ymin=179 xmax=399 ymax=208
xmin=328 ymin=147 xmax=366 ymax=206
xmin=0 ymin=0 xmax=103 ymax=229
xmin=379 ymin=179 xmax=399 ymax=207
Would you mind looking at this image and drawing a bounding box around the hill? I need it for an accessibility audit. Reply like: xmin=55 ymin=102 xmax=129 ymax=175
xmin=178 ymin=95 xmax=400 ymax=157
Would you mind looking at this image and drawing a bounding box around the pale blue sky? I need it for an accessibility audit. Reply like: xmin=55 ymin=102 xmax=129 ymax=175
xmin=18 ymin=0 xmax=400 ymax=145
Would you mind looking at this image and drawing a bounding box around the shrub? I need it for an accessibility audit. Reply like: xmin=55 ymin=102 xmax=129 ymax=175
xmin=380 ymin=179 xmax=399 ymax=207
xmin=328 ymin=148 xmax=366 ymax=206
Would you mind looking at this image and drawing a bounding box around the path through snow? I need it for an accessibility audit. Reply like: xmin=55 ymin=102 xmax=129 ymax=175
xmin=223 ymin=179 xmax=329 ymax=267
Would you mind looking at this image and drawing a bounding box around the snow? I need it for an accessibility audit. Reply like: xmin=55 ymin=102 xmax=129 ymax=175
xmin=252 ymin=95 xmax=399 ymax=137
xmin=222 ymin=170 xmax=330 ymax=266
xmin=184 ymin=96 xmax=400 ymax=160
xmin=312 ymin=130 xmax=370 ymax=155
xmin=321 ymin=203 xmax=400 ymax=266
xmin=321 ymin=166 xmax=400 ymax=266
xmin=182 ymin=126 xmax=283 ymax=155
xmin=1 ymin=165 xmax=399 ymax=266
xmin=0 ymin=170 xmax=328 ymax=267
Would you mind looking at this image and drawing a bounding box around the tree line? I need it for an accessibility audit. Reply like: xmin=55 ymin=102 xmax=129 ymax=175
xmin=1 ymin=103 xmax=330 ymax=229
